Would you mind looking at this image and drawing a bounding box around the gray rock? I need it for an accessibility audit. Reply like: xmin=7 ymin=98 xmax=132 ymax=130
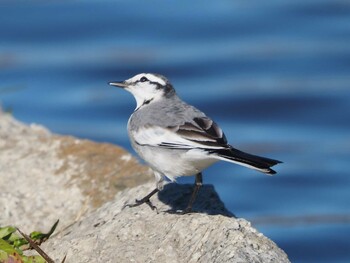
xmin=0 ymin=112 xmax=152 ymax=232
xmin=43 ymin=182 xmax=290 ymax=263
xmin=0 ymin=112 xmax=290 ymax=262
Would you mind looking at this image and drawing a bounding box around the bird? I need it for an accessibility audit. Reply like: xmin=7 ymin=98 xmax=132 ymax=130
xmin=109 ymin=73 xmax=281 ymax=213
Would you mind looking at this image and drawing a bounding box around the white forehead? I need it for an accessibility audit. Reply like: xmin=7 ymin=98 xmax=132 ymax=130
xmin=127 ymin=73 xmax=166 ymax=86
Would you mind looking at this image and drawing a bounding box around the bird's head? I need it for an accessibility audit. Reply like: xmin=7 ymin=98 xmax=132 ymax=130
xmin=109 ymin=73 xmax=175 ymax=109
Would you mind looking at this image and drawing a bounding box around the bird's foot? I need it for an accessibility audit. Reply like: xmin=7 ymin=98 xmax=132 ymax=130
xmin=124 ymin=198 xmax=158 ymax=213
xmin=123 ymin=188 xmax=160 ymax=212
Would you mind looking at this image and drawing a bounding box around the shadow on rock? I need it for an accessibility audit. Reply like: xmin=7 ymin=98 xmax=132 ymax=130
xmin=157 ymin=183 xmax=235 ymax=217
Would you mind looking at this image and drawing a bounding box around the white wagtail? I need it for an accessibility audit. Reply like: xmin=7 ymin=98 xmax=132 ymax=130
xmin=109 ymin=73 xmax=281 ymax=213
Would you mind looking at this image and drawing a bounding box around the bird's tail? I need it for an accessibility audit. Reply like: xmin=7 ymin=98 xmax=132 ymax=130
xmin=211 ymin=147 xmax=282 ymax=175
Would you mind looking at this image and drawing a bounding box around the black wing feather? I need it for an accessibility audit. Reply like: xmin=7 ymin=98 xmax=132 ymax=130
xmin=160 ymin=117 xmax=228 ymax=149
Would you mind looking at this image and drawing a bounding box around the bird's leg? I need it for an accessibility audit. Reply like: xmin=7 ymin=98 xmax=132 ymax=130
xmin=182 ymin=172 xmax=203 ymax=214
xmin=125 ymin=188 xmax=159 ymax=211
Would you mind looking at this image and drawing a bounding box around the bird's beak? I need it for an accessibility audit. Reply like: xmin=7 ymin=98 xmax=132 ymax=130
xmin=109 ymin=81 xmax=128 ymax=88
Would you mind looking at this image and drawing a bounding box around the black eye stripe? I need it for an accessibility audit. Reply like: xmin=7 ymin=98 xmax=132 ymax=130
xmin=136 ymin=79 xmax=163 ymax=88
xmin=135 ymin=78 xmax=166 ymax=89
xmin=149 ymin=81 xmax=163 ymax=89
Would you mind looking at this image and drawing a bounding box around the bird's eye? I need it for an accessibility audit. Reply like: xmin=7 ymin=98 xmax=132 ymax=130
xmin=140 ymin=77 xmax=148 ymax=82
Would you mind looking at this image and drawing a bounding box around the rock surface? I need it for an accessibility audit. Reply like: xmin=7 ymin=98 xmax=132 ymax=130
xmin=0 ymin=113 xmax=290 ymax=262
xmin=0 ymin=112 xmax=152 ymax=232
xmin=43 ymin=183 xmax=290 ymax=263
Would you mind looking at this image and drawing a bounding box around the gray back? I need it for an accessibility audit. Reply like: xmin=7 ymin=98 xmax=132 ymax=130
xmin=129 ymin=94 xmax=206 ymax=130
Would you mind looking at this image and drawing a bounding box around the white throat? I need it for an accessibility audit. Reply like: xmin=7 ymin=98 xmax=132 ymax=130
xmin=132 ymin=90 xmax=163 ymax=110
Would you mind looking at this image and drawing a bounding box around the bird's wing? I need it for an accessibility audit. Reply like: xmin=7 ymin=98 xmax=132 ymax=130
xmin=132 ymin=116 xmax=229 ymax=150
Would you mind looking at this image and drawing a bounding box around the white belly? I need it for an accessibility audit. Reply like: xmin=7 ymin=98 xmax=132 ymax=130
xmin=134 ymin=145 xmax=218 ymax=181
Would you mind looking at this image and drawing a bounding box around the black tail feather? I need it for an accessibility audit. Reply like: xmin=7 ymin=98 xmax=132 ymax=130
xmin=210 ymin=147 xmax=282 ymax=174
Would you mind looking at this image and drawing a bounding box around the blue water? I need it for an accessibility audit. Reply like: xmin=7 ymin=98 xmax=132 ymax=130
xmin=1 ymin=1 xmax=349 ymax=262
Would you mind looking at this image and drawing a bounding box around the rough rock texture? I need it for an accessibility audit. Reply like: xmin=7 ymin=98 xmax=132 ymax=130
xmin=43 ymin=183 xmax=290 ymax=263
xmin=0 ymin=113 xmax=290 ymax=262
xmin=0 ymin=113 xmax=152 ymax=232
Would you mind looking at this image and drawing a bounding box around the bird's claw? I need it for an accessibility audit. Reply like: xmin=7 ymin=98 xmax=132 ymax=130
xmin=123 ymin=198 xmax=159 ymax=213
